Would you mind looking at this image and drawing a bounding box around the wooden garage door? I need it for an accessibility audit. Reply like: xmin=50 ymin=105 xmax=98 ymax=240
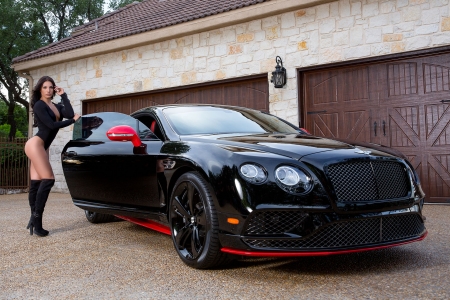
xmin=83 ymin=75 xmax=268 ymax=115
xmin=301 ymin=51 xmax=450 ymax=203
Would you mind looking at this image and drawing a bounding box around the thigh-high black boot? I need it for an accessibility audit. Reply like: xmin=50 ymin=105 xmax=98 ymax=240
xmin=27 ymin=180 xmax=41 ymax=235
xmin=32 ymin=179 xmax=55 ymax=237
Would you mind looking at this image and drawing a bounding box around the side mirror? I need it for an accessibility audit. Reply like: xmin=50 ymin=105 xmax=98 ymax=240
xmin=106 ymin=125 xmax=142 ymax=147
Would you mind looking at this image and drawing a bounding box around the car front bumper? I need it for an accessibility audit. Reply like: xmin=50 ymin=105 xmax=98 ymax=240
xmin=217 ymin=205 xmax=427 ymax=255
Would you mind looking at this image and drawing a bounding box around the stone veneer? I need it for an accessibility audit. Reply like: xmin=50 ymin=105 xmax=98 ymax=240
xmin=30 ymin=0 xmax=450 ymax=192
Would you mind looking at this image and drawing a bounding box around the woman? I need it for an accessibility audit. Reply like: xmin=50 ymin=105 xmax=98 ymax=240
xmin=24 ymin=76 xmax=80 ymax=237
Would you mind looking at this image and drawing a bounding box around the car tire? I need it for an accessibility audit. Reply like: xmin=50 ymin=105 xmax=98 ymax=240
xmin=84 ymin=210 xmax=117 ymax=224
xmin=169 ymin=172 xmax=232 ymax=269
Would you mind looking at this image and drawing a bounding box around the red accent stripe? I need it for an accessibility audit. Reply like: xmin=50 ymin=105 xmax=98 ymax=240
xmin=221 ymin=231 xmax=427 ymax=257
xmin=115 ymin=215 xmax=171 ymax=235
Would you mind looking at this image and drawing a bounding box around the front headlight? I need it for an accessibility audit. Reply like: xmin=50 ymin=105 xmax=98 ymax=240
xmin=275 ymin=166 xmax=313 ymax=194
xmin=239 ymin=163 xmax=267 ymax=184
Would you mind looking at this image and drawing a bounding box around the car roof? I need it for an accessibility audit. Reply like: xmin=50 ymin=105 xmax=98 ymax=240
xmin=132 ymin=103 xmax=263 ymax=115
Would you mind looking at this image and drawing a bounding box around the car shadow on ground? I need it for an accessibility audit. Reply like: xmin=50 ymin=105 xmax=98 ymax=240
xmin=49 ymin=219 xmax=94 ymax=234
xmin=81 ymin=219 xmax=446 ymax=275
xmin=126 ymin=227 xmax=439 ymax=274
xmin=226 ymin=246 xmax=439 ymax=275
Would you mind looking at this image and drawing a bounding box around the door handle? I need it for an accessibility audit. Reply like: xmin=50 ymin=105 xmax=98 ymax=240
xmin=65 ymin=151 xmax=77 ymax=157
xmin=382 ymin=121 xmax=386 ymax=136
xmin=374 ymin=121 xmax=377 ymax=136
xmin=440 ymin=99 xmax=450 ymax=103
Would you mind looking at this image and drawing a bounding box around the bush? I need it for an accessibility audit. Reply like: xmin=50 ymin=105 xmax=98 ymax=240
xmin=0 ymin=124 xmax=25 ymax=138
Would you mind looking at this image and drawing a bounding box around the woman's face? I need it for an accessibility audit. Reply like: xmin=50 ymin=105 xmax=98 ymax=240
xmin=40 ymin=81 xmax=55 ymax=100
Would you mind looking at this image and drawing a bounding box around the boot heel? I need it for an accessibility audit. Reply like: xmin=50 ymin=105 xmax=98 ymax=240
xmin=27 ymin=215 xmax=35 ymax=235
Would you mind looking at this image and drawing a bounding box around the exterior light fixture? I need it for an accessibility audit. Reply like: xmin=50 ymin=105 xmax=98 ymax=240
xmin=270 ymin=56 xmax=286 ymax=88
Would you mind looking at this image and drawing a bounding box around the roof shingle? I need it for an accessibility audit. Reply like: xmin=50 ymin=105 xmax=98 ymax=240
xmin=12 ymin=0 xmax=270 ymax=64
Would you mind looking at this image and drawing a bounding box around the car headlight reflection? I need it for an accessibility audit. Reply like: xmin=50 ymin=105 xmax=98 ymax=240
xmin=240 ymin=164 xmax=267 ymax=184
xmin=275 ymin=166 xmax=313 ymax=194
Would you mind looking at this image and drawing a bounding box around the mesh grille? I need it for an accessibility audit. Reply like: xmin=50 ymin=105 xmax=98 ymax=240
xmin=327 ymin=161 xmax=410 ymax=202
xmin=244 ymin=211 xmax=309 ymax=235
xmin=243 ymin=214 xmax=424 ymax=250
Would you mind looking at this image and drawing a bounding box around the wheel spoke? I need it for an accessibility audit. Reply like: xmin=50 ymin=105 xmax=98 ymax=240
xmin=175 ymin=225 xmax=192 ymax=250
xmin=191 ymin=226 xmax=203 ymax=258
xmin=173 ymin=196 xmax=190 ymax=219
xmin=187 ymin=182 xmax=196 ymax=215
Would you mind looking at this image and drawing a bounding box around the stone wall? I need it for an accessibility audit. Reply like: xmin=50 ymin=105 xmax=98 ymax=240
xmin=30 ymin=0 xmax=450 ymax=192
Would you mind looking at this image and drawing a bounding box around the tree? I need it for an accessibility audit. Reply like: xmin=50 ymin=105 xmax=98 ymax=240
xmin=24 ymin=0 xmax=105 ymax=43
xmin=1 ymin=0 xmax=144 ymax=139
xmin=0 ymin=0 xmax=45 ymax=140
xmin=0 ymin=101 xmax=28 ymax=136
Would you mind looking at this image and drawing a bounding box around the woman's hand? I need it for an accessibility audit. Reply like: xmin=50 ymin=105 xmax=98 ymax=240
xmin=73 ymin=113 xmax=81 ymax=122
xmin=54 ymin=86 xmax=65 ymax=95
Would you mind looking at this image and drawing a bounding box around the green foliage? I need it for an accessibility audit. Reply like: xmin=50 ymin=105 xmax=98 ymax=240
xmin=0 ymin=101 xmax=28 ymax=136
xmin=107 ymin=0 xmax=144 ymax=12
xmin=22 ymin=0 xmax=106 ymax=43
xmin=0 ymin=124 xmax=24 ymax=138
xmin=0 ymin=0 xmax=46 ymax=138
xmin=1 ymin=0 xmax=110 ymax=138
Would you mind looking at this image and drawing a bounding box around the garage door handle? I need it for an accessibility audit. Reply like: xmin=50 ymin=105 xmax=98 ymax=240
xmin=382 ymin=121 xmax=386 ymax=136
xmin=374 ymin=121 xmax=377 ymax=136
xmin=307 ymin=110 xmax=327 ymax=115
xmin=440 ymin=99 xmax=450 ymax=103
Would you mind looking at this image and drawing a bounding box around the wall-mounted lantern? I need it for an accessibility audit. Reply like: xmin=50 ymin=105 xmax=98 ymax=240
xmin=270 ymin=56 xmax=286 ymax=88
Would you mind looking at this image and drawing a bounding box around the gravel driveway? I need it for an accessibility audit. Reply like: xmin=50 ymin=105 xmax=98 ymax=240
xmin=1 ymin=193 xmax=449 ymax=299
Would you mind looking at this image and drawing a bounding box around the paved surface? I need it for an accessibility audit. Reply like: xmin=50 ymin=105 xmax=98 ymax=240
xmin=0 ymin=193 xmax=449 ymax=299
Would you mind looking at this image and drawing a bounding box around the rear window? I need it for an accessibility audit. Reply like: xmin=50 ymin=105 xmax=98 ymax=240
xmin=73 ymin=112 xmax=158 ymax=141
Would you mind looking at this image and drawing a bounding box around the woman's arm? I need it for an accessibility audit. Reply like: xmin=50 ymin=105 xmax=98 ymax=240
xmin=58 ymin=93 xmax=75 ymax=119
xmin=34 ymin=101 xmax=75 ymax=130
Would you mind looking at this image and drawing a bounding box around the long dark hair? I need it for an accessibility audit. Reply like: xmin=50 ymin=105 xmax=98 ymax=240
xmin=31 ymin=76 xmax=56 ymax=109
xmin=31 ymin=76 xmax=57 ymax=127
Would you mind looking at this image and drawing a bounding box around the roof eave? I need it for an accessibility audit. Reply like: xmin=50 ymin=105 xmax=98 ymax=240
xmin=12 ymin=0 xmax=334 ymax=72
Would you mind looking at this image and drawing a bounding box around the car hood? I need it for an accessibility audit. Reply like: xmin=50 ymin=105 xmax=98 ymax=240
xmin=184 ymin=133 xmax=399 ymax=160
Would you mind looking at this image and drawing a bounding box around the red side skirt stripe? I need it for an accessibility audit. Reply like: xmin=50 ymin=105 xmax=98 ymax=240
xmin=115 ymin=215 xmax=171 ymax=235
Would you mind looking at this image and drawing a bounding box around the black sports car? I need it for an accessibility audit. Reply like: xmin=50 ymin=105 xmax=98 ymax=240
xmin=62 ymin=104 xmax=427 ymax=269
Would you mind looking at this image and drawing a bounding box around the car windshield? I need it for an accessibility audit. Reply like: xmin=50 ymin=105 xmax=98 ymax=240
xmin=162 ymin=106 xmax=299 ymax=135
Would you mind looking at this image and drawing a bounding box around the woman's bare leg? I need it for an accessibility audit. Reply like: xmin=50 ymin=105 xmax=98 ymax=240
xmin=24 ymin=136 xmax=54 ymax=236
xmin=25 ymin=136 xmax=54 ymax=180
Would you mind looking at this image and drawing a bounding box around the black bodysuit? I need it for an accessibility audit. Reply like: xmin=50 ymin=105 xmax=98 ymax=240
xmin=34 ymin=93 xmax=75 ymax=150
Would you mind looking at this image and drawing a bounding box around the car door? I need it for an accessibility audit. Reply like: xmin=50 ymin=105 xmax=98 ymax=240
xmin=62 ymin=112 xmax=163 ymax=209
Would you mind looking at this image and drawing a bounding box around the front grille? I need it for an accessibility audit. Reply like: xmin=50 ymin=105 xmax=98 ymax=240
xmin=243 ymin=214 xmax=424 ymax=249
xmin=327 ymin=160 xmax=410 ymax=202
xmin=244 ymin=211 xmax=309 ymax=235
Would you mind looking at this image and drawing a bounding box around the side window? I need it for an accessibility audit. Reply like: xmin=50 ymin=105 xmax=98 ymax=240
xmin=73 ymin=112 xmax=159 ymax=141
xmin=134 ymin=114 xmax=165 ymax=141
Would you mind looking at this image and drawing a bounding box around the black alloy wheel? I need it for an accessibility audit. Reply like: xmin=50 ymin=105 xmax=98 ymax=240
xmin=169 ymin=172 xmax=230 ymax=269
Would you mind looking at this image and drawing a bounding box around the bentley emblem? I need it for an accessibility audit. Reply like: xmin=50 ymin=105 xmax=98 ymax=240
xmin=354 ymin=148 xmax=371 ymax=155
